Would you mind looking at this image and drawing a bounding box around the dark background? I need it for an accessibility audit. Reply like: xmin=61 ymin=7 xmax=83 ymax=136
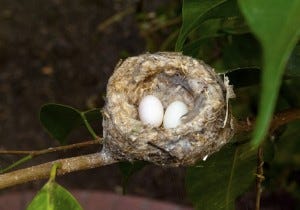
xmin=0 ymin=0 xmax=189 ymax=206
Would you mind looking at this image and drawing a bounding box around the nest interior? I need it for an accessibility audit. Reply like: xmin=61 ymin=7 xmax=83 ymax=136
xmin=103 ymin=52 xmax=235 ymax=166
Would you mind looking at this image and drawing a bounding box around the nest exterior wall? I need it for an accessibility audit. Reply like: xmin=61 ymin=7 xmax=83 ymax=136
xmin=103 ymin=52 xmax=235 ymax=166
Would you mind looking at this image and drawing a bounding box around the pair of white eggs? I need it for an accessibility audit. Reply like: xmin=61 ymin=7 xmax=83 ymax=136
xmin=138 ymin=95 xmax=188 ymax=129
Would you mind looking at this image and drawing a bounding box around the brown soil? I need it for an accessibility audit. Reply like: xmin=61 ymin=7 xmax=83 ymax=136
xmin=0 ymin=0 xmax=189 ymax=206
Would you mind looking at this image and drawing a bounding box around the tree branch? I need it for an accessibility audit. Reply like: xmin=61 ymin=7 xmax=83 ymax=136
xmin=0 ymin=108 xmax=300 ymax=190
xmin=0 ymin=152 xmax=116 ymax=189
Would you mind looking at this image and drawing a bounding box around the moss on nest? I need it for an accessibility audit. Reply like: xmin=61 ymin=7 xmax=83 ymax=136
xmin=102 ymin=52 xmax=235 ymax=166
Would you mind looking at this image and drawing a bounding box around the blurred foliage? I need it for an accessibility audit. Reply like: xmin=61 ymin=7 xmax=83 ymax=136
xmin=174 ymin=0 xmax=300 ymax=209
xmin=238 ymin=0 xmax=300 ymax=147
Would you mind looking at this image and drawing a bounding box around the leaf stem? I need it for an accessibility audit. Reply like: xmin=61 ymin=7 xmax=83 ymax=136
xmin=81 ymin=112 xmax=99 ymax=139
xmin=49 ymin=162 xmax=61 ymax=182
xmin=0 ymin=155 xmax=32 ymax=174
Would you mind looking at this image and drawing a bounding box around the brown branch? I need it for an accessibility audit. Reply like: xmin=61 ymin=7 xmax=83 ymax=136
xmin=235 ymin=108 xmax=300 ymax=133
xmin=0 ymin=152 xmax=117 ymax=189
xmin=0 ymin=108 xmax=300 ymax=190
xmin=0 ymin=139 xmax=102 ymax=156
xmin=269 ymin=108 xmax=300 ymax=133
xmin=255 ymin=147 xmax=264 ymax=210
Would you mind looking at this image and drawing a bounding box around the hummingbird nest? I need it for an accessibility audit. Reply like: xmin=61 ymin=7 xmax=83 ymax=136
xmin=102 ymin=52 xmax=235 ymax=166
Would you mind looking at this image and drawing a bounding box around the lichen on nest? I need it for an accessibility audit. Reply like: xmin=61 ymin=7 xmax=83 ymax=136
xmin=102 ymin=52 xmax=235 ymax=166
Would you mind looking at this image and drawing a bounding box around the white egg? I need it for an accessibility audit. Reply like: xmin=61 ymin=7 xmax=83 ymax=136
xmin=163 ymin=101 xmax=188 ymax=129
xmin=138 ymin=95 xmax=164 ymax=127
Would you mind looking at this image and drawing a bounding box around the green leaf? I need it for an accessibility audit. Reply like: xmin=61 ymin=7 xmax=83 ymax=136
xmin=40 ymin=103 xmax=101 ymax=144
xmin=186 ymin=143 xmax=256 ymax=210
xmin=176 ymin=0 xmax=240 ymax=51
xmin=27 ymin=163 xmax=83 ymax=210
xmin=238 ymin=0 xmax=300 ymax=147
xmin=27 ymin=181 xmax=83 ymax=210
xmin=222 ymin=34 xmax=261 ymax=69
xmin=286 ymin=44 xmax=300 ymax=77
xmin=118 ymin=161 xmax=147 ymax=194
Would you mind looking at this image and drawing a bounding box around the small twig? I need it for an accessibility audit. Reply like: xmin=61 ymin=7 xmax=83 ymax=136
xmin=0 ymin=139 xmax=102 ymax=156
xmin=97 ymin=6 xmax=135 ymax=32
xmin=269 ymin=108 xmax=300 ymax=133
xmin=146 ymin=17 xmax=181 ymax=34
xmin=235 ymin=108 xmax=300 ymax=133
xmin=255 ymin=147 xmax=264 ymax=210
xmin=0 ymin=152 xmax=117 ymax=189
xmin=0 ymin=139 xmax=102 ymax=173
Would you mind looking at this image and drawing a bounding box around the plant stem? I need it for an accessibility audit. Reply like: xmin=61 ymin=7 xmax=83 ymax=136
xmin=0 ymin=152 xmax=116 ymax=189
xmin=255 ymin=147 xmax=264 ymax=210
xmin=81 ymin=112 xmax=99 ymax=139
xmin=0 ymin=155 xmax=32 ymax=173
xmin=49 ymin=162 xmax=61 ymax=182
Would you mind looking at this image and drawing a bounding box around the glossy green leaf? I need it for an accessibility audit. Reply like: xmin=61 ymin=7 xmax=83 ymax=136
xmin=186 ymin=143 xmax=256 ymax=210
xmin=176 ymin=0 xmax=240 ymax=51
xmin=40 ymin=103 xmax=101 ymax=144
xmin=119 ymin=161 xmax=147 ymax=194
xmin=27 ymin=181 xmax=83 ymax=210
xmin=238 ymin=0 xmax=300 ymax=147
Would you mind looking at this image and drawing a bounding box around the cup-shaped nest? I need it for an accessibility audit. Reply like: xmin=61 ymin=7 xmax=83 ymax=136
xmin=102 ymin=52 xmax=235 ymax=166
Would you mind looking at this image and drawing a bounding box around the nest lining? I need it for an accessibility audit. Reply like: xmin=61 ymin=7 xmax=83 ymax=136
xmin=103 ymin=52 xmax=235 ymax=166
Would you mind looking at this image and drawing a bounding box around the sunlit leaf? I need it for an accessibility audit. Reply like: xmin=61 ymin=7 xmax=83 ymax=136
xmin=238 ymin=0 xmax=300 ymax=146
xmin=27 ymin=181 xmax=83 ymax=210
